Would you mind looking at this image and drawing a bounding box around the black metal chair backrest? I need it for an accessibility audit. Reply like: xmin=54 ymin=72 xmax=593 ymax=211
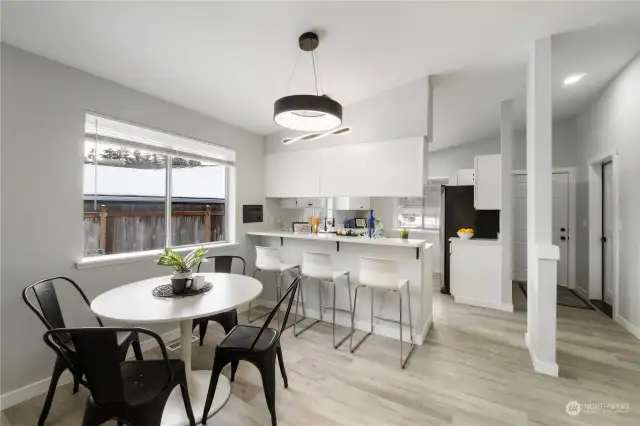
xmin=197 ymin=255 xmax=246 ymax=275
xmin=44 ymin=327 xmax=171 ymax=405
xmin=23 ymin=277 xmax=102 ymax=345
xmin=249 ymin=276 xmax=301 ymax=350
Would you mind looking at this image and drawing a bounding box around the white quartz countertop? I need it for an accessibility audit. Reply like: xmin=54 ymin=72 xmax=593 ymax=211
xmin=248 ymin=231 xmax=427 ymax=248
xmin=449 ymin=237 xmax=501 ymax=244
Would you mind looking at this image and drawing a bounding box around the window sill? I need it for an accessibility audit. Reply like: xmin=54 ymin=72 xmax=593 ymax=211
xmin=76 ymin=242 xmax=240 ymax=270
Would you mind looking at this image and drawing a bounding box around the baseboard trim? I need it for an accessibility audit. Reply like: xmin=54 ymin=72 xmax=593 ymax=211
xmin=524 ymin=332 xmax=559 ymax=377
xmin=0 ymin=328 xmax=180 ymax=410
xmin=615 ymin=314 xmax=640 ymax=340
xmin=454 ymin=296 xmax=513 ymax=312
xmin=573 ymin=286 xmax=590 ymax=302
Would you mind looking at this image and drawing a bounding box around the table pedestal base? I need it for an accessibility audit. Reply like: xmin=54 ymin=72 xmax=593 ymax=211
xmin=161 ymin=371 xmax=231 ymax=426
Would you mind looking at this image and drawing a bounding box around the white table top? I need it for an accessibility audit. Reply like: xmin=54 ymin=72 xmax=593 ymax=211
xmin=247 ymin=230 xmax=426 ymax=248
xmin=91 ymin=273 xmax=262 ymax=324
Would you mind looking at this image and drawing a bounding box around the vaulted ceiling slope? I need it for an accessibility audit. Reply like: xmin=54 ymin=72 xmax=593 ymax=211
xmin=2 ymin=1 xmax=640 ymax=137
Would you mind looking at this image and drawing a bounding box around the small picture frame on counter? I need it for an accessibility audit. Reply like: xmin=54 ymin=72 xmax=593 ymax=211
xmin=354 ymin=218 xmax=367 ymax=228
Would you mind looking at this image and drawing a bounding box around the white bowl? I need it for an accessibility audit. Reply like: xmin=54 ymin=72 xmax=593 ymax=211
xmin=457 ymin=232 xmax=474 ymax=240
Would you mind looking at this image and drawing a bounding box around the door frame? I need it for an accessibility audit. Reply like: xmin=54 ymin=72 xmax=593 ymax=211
xmin=511 ymin=167 xmax=577 ymax=290
xmin=587 ymin=149 xmax=620 ymax=319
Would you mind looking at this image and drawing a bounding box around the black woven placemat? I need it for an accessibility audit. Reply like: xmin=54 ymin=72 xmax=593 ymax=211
xmin=152 ymin=282 xmax=212 ymax=298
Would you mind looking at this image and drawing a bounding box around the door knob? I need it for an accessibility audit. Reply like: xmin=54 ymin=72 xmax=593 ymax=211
xmin=560 ymin=236 xmax=566 ymax=241
xmin=560 ymin=227 xmax=566 ymax=232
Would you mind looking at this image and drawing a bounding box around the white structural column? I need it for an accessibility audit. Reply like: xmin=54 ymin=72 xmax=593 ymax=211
xmin=423 ymin=75 xmax=433 ymax=193
xmin=525 ymin=37 xmax=560 ymax=377
xmin=500 ymin=99 xmax=514 ymax=311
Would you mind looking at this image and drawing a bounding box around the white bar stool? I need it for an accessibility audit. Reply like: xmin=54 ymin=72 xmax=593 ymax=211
xmin=247 ymin=246 xmax=302 ymax=329
xmin=350 ymin=256 xmax=416 ymax=369
xmin=294 ymin=252 xmax=353 ymax=349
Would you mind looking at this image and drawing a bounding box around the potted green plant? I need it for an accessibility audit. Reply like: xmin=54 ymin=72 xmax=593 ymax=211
xmin=157 ymin=247 xmax=208 ymax=294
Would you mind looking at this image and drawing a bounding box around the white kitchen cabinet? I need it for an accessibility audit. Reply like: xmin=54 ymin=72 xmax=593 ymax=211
xmin=333 ymin=197 xmax=371 ymax=210
xmin=279 ymin=198 xmax=324 ymax=209
xmin=279 ymin=198 xmax=298 ymax=209
xmin=453 ymin=169 xmax=475 ymax=186
xmin=266 ymin=137 xmax=425 ymax=198
xmin=265 ymin=150 xmax=320 ymax=197
xmin=474 ymin=154 xmax=502 ymax=210
xmin=450 ymin=238 xmax=509 ymax=311
xmin=319 ymin=137 xmax=425 ymax=197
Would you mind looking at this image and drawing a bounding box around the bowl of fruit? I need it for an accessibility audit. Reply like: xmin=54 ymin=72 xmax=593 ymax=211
xmin=457 ymin=228 xmax=474 ymax=240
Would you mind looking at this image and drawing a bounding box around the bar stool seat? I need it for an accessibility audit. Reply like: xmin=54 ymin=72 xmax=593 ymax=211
xmin=350 ymin=256 xmax=416 ymax=369
xmin=294 ymin=252 xmax=353 ymax=349
xmin=247 ymin=246 xmax=302 ymax=330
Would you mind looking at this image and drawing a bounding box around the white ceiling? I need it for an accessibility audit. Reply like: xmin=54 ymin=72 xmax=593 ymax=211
xmin=3 ymin=1 xmax=640 ymax=137
xmin=432 ymin=22 xmax=640 ymax=148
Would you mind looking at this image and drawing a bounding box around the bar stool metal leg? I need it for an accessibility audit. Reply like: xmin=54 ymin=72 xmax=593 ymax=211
xmin=331 ymin=274 xmax=353 ymax=349
xmin=399 ymin=281 xmax=417 ymax=369
xmin=247 ymin=269 xmax=271 ymax=324
xmin=293 ymin=277 xmax=323 ymax=337
xmin=282 ymin=269 xmax=305 ymax=331
xmin=350 ymin=285 xmax=374 ymax=353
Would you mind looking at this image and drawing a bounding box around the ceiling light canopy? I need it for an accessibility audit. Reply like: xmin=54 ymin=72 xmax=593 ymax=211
xmin=273 ymin=32 xmax=343 ymax=132
xmin=564 ymin=73 xmax=586 ymax=86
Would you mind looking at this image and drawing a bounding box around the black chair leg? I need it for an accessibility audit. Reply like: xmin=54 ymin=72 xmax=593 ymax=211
xmin=198 ymin=322 xmax=208 ymax=346
xmin=202 ymin=356 xmax=227 ymax=424
xmin=73 ymin=378 xmax=80 ymax=394
xmin=276 ymin=346 xmax=288 ymax=388
xmin=132 ymin=339 xmax=144 ymax=361
xmin=230 ymin=360 xmax=239 ymax=382
xmin=38 ymin=356 xmax=67 ymax=426
xmin=179 ymin=382 xmax=196 ymax=426
xmin=257 ymin=354 xmax=278 ymax=426
xmin=81 ymin=399 xmax=111 ymax=426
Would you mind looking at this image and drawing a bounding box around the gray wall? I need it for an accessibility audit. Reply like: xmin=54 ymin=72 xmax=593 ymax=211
xmin=575 ymin=55 xmax=640 ymax=330
xmin=0 ymin=44 xmax=265 ymax=395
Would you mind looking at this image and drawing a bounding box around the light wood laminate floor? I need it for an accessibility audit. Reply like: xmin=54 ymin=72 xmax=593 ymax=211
xmin=3 ymin=284 xmax=640 ymax=425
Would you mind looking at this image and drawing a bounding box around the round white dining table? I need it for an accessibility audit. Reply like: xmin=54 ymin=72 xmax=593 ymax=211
xmin=91 ymin=272 xmax=263 ymax=426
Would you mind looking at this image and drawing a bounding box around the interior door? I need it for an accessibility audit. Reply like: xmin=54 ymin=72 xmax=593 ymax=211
xmin=552 ymin=173 xmax=569 ymax=287
xmin=512 ymin=173 xmax=570 ymax=286
xmin=602 ymin=161 xmax=614 ymax=305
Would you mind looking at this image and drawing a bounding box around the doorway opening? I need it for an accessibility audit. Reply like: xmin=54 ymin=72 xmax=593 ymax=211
xmin=587 ymin=152 xmax=618 ymax=320
xmin=590 ymin=161 xmax=614 ymax=318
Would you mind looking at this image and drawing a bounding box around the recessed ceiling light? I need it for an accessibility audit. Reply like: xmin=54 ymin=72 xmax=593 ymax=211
xmin=564 ymin=73 xmax=586 ymax=86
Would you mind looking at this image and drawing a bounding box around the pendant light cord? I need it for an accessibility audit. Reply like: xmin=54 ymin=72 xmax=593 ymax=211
xmin=311 ymin=49 xmax=319 ymax=96
xmin=285 ymin=50 xmax=302 ymax=94
xmin=313 ymin=49 xmax=324 ymax=96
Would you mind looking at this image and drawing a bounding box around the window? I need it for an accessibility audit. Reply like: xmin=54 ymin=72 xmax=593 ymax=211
xmin=83 ymin=115 xmax=234 ymax=257
xmin=397 ymin=178 xmax=448 ymax=230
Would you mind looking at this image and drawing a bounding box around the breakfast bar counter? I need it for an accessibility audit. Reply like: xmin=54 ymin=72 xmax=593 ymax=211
xmin=247 ymin=231 xmax=434 ymax=344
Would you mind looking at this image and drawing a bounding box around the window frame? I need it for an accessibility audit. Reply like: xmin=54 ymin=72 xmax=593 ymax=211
xmin=395 ymin=178 xmax=449 ymax=232
xmin=80 ymin=114 xmax=235 ymax=266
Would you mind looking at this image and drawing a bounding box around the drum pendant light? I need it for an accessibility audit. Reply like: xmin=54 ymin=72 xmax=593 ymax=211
xmin=273 ymin=32 xmax=342 ymax=132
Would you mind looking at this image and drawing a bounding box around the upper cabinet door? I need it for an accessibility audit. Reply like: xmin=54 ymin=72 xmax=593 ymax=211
xmin=474 ymin=154 xmax=502 ymax=210
xmin=319 ymin=138 xmax=425 ymax=197
xmin=265 ymin=150 xmax=320 ymax=197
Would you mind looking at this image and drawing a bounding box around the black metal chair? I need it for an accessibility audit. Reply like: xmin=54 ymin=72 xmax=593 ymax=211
xmin=44 ymin=327 xmax=195 ymax=426
xmin=202 ymin=276 xmax=301 ymax=426
xmin=22 ymin=277 xmax=143 ymax=426
xmin=192 ymin=256 xmax=246 ymax=346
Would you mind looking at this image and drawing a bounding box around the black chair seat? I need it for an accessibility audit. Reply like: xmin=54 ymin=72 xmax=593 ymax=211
xmin=44 ymin=327 xmax=195 ymax=426
xmin=121 ymin=359 xmax=186 ymax=405
xmin=202 ymin=277 xmax=301 ymax=426
xmin=219 ymin=325 xmax=279 ymax=351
